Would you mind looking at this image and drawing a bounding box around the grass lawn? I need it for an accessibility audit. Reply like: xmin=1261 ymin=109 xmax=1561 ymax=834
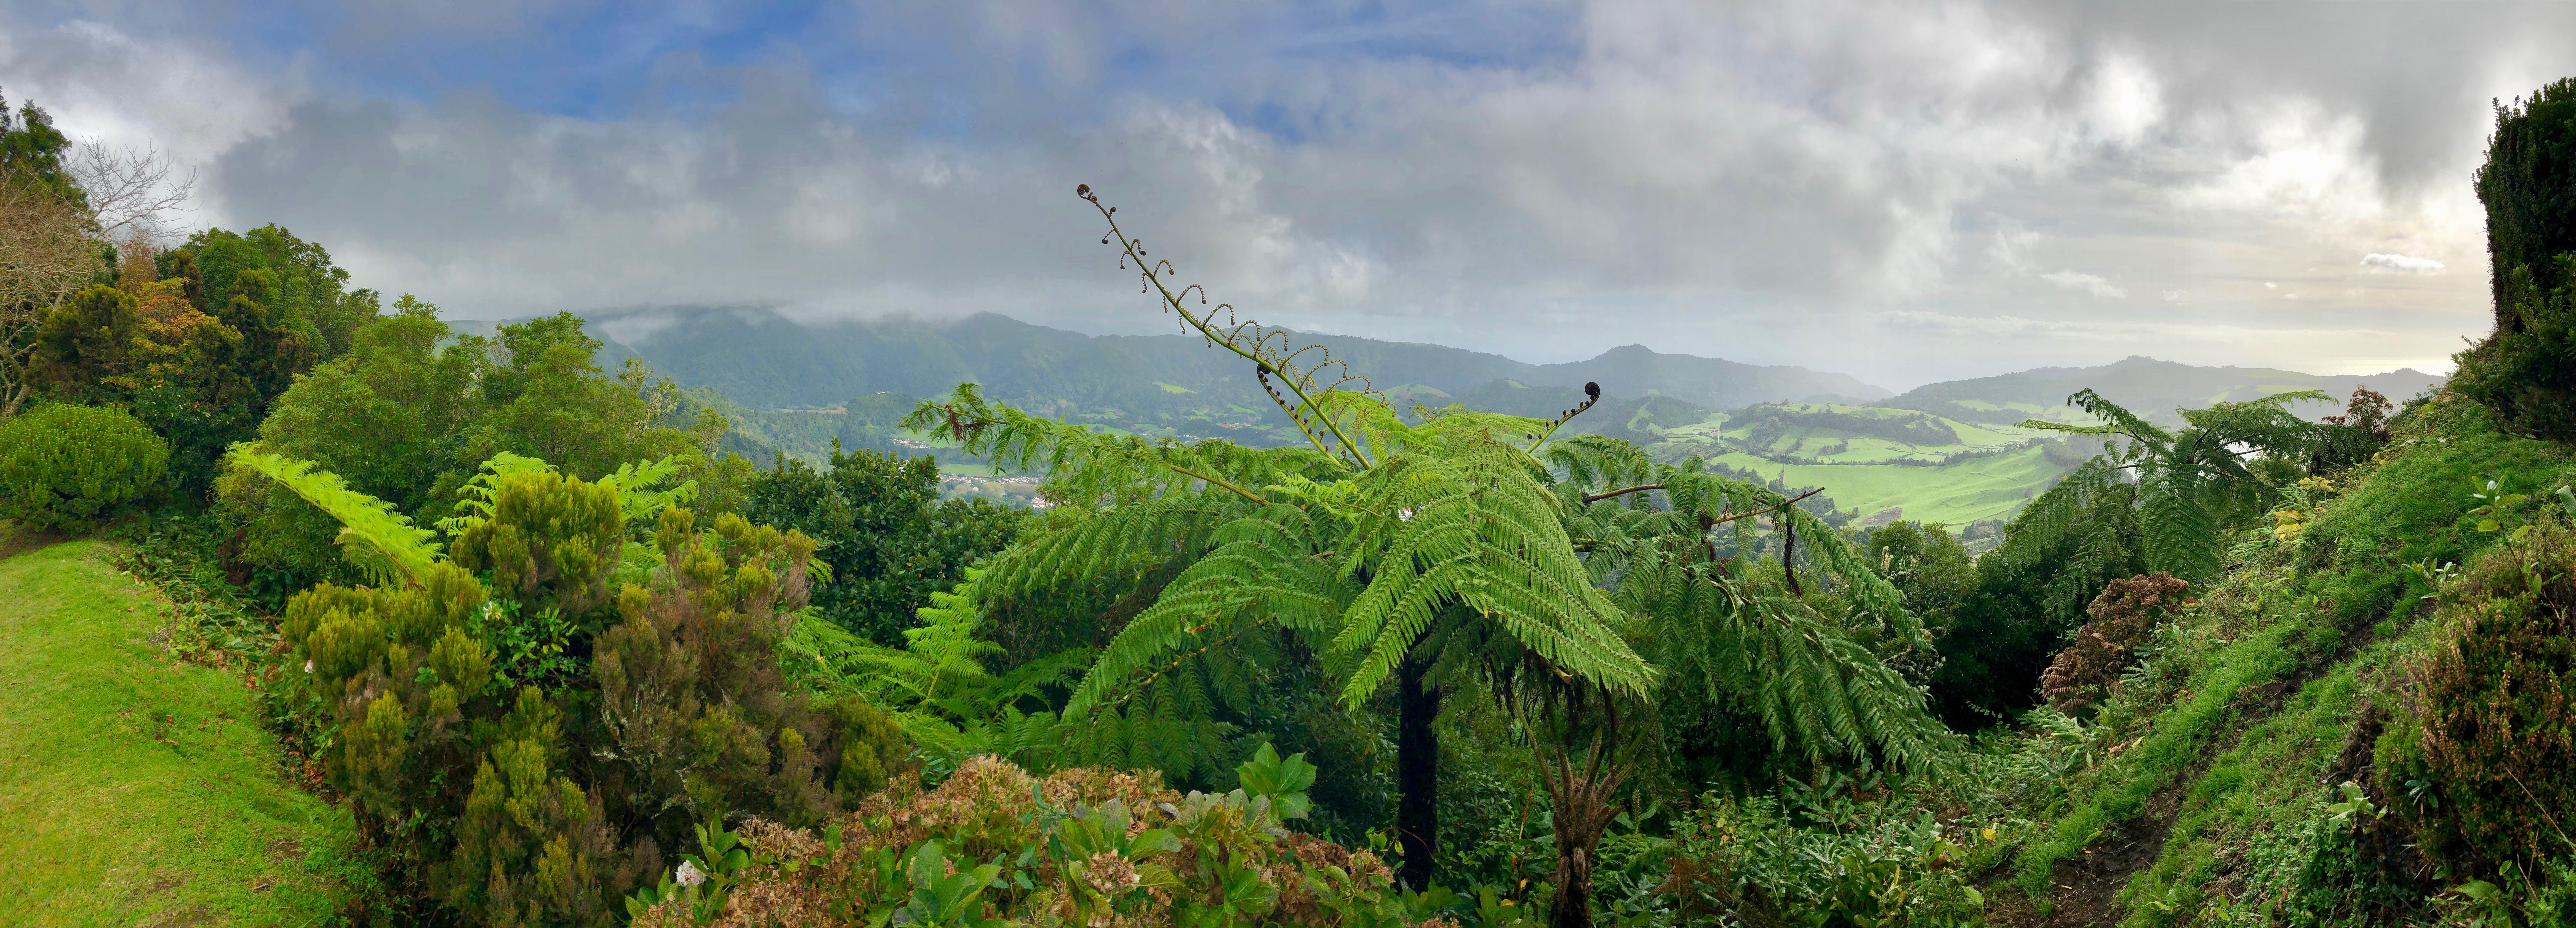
xmin=0 ymin=535 xmax=373 ymax=926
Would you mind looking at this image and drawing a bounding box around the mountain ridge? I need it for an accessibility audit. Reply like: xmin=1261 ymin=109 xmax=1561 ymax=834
xmin=1877 ymin=353 xmax=2446 ymax=425
xmin=565 ymin=304 xmax=1896 ymax=411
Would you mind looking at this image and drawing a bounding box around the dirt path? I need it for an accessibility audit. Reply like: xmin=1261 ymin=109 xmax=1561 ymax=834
xmin=1987 ymin=666 xmax=2342 ymax=927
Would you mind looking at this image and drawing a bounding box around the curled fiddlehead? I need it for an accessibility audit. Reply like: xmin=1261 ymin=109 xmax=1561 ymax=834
xmin=1077 ymin=183 xmax=1377 ymax=468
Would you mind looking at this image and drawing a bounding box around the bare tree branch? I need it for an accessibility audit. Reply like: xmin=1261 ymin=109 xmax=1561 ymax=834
xmin=0 ymin=176 xmax=103 ymax=415
xmin=68 ymin=141 xmax=195 ymax=243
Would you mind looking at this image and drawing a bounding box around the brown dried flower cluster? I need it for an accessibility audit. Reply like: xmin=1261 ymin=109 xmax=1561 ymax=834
xmin=690 ymin=755 xmax=1400 ymax=927
xmin=2040 ymin=572 xmax=2190 ymax=712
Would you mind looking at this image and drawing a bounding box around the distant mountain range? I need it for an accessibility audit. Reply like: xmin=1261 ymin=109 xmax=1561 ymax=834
xmin=458 ymin=305 xmax=2447 ymax=461
xmin=560 ymin=305 xmax=1893 ymax=413
xmin=1875 ymin=355 xmax=2448 ymax=425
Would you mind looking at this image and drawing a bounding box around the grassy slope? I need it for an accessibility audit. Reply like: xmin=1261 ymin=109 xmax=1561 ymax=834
xmin=1994 ymin=395 xmax=2576 ymax=926
xmin=0 ymin=536 xmax=370 ymax=926
xmin=1695 ymin=443 xmax=2068 ymax=525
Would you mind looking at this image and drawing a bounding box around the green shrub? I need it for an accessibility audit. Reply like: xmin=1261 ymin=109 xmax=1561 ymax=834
xmin=449 ymin=469 xmax=625 ymax=627
xmin=0 ymin=403 xmax=170 ymax=529
xmin=1657 ymin=777 xmax=1989 ymax=927
xmin=2375 ymin=517 xmax=2576 ymax=876
xmin=2453 ymin=256 xmax=2576 ymax=441
xmin=2477 ymin=78 xmax=2576 ymax=340
xmin=281 ymin=475 xmax=890 ymax=926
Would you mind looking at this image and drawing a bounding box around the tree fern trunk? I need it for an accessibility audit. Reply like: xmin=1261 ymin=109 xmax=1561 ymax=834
xmin=1397 ymin=651 xmax=1441 ymax=890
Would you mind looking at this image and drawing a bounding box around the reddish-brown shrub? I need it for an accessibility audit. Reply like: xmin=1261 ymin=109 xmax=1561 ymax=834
xmin=2039 ymin=572 xmax=2191 ymax=712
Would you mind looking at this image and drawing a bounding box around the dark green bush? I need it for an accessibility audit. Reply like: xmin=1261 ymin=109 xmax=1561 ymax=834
xmin=2453 ymin=256 xmax=2576 ymax=441
xmin=2477 ymin=78 xmax=2576 ymax=340
xmin=2459 ymin=78 xmax=2576 ymax=440
xmin=744 ymin=445 xmax=1025 ymax=645
xmin=0 ymin=403 xmax=170 ymax=529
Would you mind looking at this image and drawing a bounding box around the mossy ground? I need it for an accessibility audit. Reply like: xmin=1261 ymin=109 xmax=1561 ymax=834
xmin=0 ymin=531 xmax=373 ymax=926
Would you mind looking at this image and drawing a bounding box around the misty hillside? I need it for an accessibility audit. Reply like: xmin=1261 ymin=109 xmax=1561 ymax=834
xmin=1877 ymin=354 xmax=2448 ymax=425
xmin=562 ymin=305 xmax=1894 ymax=413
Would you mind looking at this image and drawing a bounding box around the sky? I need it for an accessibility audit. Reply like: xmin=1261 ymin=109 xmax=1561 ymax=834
xmin=5 ymin=0 xmax=2571 ymax=391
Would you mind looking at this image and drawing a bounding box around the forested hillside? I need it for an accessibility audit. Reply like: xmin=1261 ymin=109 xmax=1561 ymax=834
xmin=4 ymin=75 xmax=2573 ymax=928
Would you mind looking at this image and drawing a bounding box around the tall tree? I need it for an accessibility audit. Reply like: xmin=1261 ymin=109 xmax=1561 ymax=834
xmin=0 ymin=90 xmax=99 ymax=416
xmin=0 ymin=89 xmax=85 ymax=207
xmin=2459 ymin=78 xmax=2576 ymax=439
xmin=746 ymin=445 xmax=1026 ymax=646
xmin=2477 ymin=77 xmax=2576 ymax=338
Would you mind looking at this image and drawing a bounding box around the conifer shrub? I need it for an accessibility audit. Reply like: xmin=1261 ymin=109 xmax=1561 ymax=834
xmin=2375 ymin=518 xmax=2576 ymax=877
xmin=0 ymin=403 xmax=170 ymax=529
xmin=279 ymin=473 xmax=898 ymax=926
xmin=593 ymin=507 xmax=860 ymax=837
xmin=450 ymin=470 xmax=626 ymax=627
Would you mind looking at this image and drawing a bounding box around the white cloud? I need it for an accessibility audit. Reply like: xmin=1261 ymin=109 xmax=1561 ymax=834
xmin=1987 ymin=224 xmax=2041 ymax=273
xmin=2040 ymin=270 xmax=2126 ymax=299
xmin=2361 ymin=253 xmax=2445 ymax=274
xmin=8 ymin=0 xmax=2554 ymax=388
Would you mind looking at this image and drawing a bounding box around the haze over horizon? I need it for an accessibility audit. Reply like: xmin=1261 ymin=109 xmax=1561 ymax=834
xmin=8 ymin=0 xmax=2568 ymax=388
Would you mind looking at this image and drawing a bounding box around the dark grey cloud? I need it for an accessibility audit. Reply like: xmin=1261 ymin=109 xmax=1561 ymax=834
xmin=8 ymin=0 xmax=2563 ymax=388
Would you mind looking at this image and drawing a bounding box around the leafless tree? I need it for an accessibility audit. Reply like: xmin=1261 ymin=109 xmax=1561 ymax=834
xmin=0 ymin=177 xmax=100 ymax=415
xmin=68 ymin=141 xmax=195 ymax=243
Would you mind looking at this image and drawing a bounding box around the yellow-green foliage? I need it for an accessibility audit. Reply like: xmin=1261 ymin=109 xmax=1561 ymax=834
xmin=2376 ymin=517 xmax=2576 ymax=876
xmin=450 ymin=469 xmax=624 ymax=626
xmin=278 ymin=562 xmax=502 ymax=894
xmin=0 ymin=403 xmax=169 ymax=529
xmin=449 ymin=689 xmax=627 ymax=928
xmin=822 ymin=697 xmax=908 ymax=803
xmin=273 ymin=458 xmax=891 ymax=926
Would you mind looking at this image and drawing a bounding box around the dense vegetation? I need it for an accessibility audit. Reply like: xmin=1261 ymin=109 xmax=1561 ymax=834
xmin=5 ymin=73 xmax=2576 ymax=928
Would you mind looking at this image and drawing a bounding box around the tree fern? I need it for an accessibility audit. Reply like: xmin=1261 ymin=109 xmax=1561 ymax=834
xmin=831 ymin=189 xmax=1958 ymax=889
xmin=899 ymin=194 xmax=1937 ymax=760
xmin=599 ymin=454 xmax=699 ymax=525
xmin=2015 ymin=388 xmax=2328 ymax=581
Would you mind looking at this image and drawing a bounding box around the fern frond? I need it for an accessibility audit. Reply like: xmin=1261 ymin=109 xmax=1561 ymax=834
xmin=228 ymin=446 xmax=442 ymax=586
xmin=434 ymin=451 xmax=554 ymax=536
xmin=599 ymin=454 xmax=699 ymax=525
